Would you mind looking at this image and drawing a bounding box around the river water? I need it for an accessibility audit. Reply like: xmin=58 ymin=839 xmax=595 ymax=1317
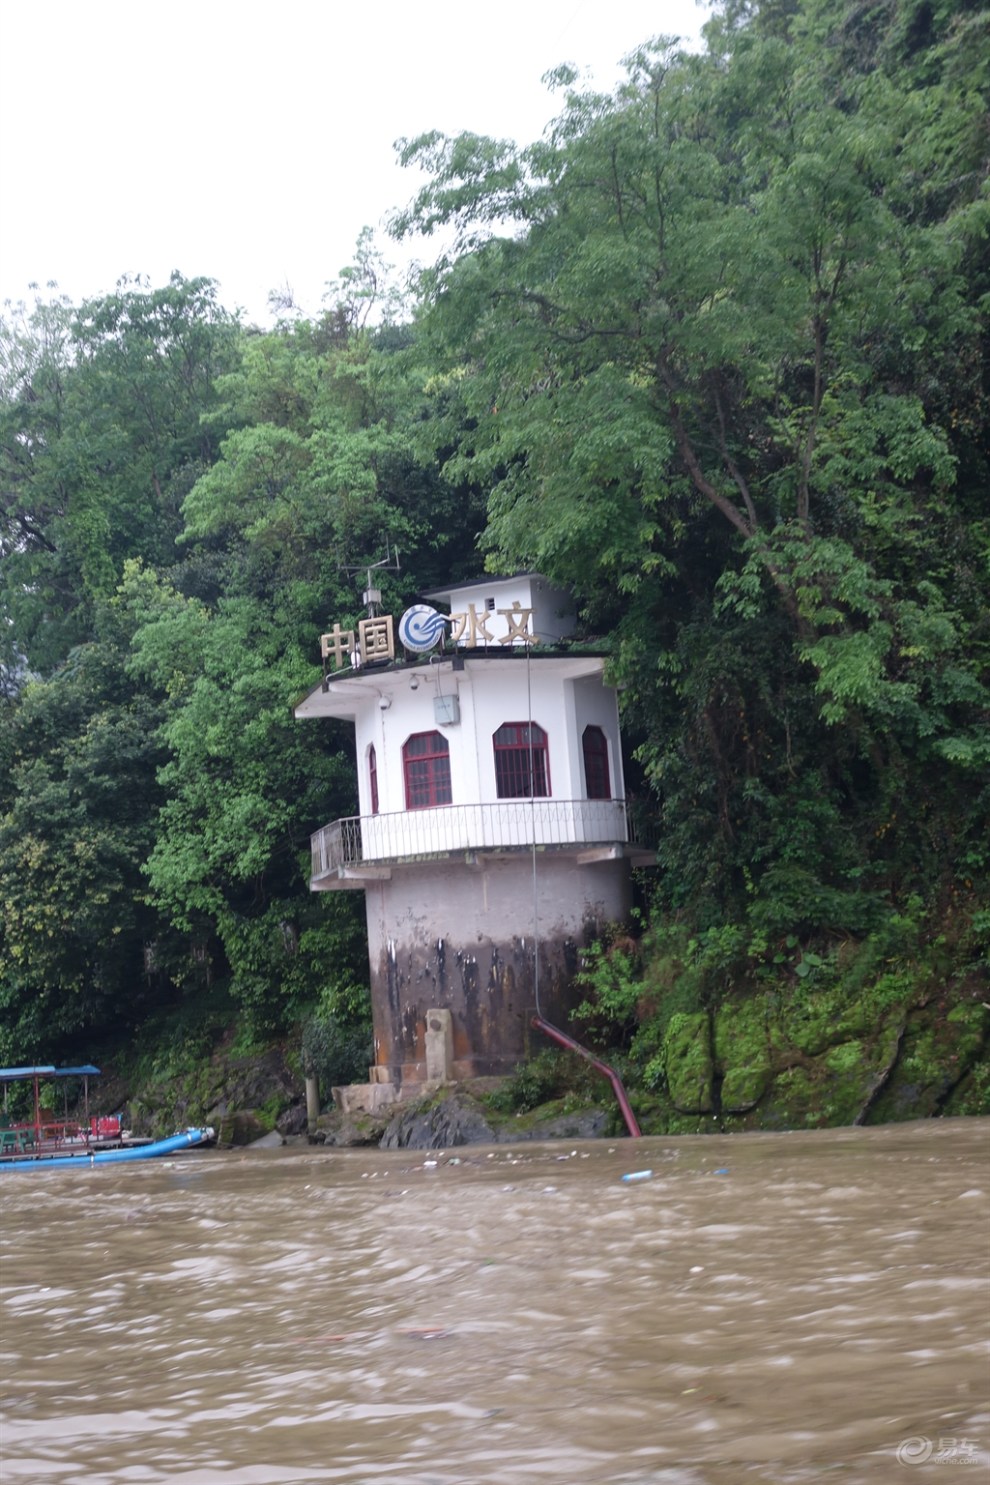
xmin=1 ymin=1118 xmax=987 ymax=1485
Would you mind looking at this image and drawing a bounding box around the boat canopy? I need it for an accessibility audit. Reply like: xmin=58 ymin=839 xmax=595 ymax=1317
xmin=1 ymin=1064 xmax=104 ymax=1132
xmin=0 ymin=1065 xmax=100 ymax=1081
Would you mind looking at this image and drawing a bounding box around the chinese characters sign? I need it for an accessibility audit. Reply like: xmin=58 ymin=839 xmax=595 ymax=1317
xmin=320 ymin=603 xmax=535 ymax=674
xmin=321 ymin=615 xmax=395 ymax=670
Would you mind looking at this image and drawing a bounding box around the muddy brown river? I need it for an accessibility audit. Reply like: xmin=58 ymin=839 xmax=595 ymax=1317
xmin=1 ymin=1119 xmax=987 ymax=1484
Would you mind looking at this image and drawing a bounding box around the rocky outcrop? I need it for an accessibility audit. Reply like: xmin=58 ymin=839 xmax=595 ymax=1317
xmin=642 ymin=980 xmax=989 ymax=1133
xmin=380 ymin=1091 xmax=499 ymax=1149
xmin=303 ymin=1088 xmax=613 ymax=1150
xmin=115 ymin=1044 xmax=305 ymax=1144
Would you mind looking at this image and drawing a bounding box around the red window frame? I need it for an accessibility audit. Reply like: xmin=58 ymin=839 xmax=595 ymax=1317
xmin=582 ymin=725 xmax=611 ymax=800
xmin=493 ymin=722 xmax=550 ymax=798
xmin=368 ymin=744 xmax=379 ymax=815
xmin=402 ymin=730 xmax=452 ymax=810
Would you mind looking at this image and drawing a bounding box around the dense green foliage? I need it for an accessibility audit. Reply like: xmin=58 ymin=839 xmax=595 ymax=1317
xmin=1 ymin=0 xmax=986 ymax=1107
xmin=393 ymin=0 xmax=988 ymax=942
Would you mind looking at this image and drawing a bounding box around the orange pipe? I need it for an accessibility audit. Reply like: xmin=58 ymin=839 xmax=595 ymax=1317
xmin=531 ymin=1015 xmax=642 ymax=1138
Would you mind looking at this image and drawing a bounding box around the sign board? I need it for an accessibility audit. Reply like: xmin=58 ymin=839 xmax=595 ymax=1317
xmin=321 ymin=602 xmax=536 ymax=674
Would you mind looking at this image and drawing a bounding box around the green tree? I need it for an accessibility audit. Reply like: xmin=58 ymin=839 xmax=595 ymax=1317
xmin=392 ymin=0 xmax=989 ymax=928
xmin=177 ymin=294 xmax=486 ymax=616
xmin=122 ymin=565 xmax=365 ymax=1032
xmin=0 ymin=637 xmax=170 ymax=1055
xmin=0 ymin=275 xmax=241 ymax=675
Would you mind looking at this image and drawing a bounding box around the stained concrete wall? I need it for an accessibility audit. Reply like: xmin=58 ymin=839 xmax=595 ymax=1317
xmin=364 ymin=853 xmax=632 ymax=1083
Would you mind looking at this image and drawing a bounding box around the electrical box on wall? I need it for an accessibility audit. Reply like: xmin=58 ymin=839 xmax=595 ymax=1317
xmin=434 ymin=694 xmax=460 ymax=726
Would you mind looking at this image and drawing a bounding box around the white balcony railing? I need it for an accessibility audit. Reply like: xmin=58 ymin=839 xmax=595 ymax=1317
xmin=311 ymin=798 xmax=638 ymax=879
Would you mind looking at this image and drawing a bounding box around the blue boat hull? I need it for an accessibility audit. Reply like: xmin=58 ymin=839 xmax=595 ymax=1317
xmin=0 ymin=1127 xmax=215 ymax=1171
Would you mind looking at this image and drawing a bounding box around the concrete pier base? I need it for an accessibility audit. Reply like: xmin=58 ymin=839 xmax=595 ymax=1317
xmin=364 ymin=854 xmax=631 ymax=1086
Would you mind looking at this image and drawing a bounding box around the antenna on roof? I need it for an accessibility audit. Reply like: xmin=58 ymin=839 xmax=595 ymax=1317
xmin=341 ymin=541 xmax=401 ymax=617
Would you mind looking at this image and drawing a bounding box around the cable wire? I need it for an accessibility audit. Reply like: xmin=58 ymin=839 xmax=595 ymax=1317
xmin=525 ymin=639 xmax=542 ymax=1018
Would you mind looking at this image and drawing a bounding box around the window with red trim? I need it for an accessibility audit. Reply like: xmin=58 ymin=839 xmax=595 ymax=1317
xmin=402 ymin=731 xmax=452 ymax=809
xmin=368 ymin=744 xmax=379 ymax=814
xmin=493 ymin=722 xmax=550 ymax=798
xmin=582 ymin=725 xmax=611 ymax=799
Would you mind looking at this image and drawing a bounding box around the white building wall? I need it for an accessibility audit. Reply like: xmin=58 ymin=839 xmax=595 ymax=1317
xmin=467 ymin=665 xmax=573 ymax=800
xmin=425 ymin=574 xmax=577 ymax=646
xmin=353 ymin=658 xmax=610 ymax=829
xmin=570 ymin=674 xmax=626 ymax=800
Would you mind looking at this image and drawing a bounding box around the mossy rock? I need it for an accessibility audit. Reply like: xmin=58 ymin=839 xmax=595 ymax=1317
xmin=946 ymin=1002 xmax=989 ymax=1060
xmin=834 ymin=971 xmax=919 ymax=1039
xmin=869 ymin=1000 xmax=990 ymax=1122
xmin=941 ymin=1051 xmax=990 ymax=1117
xmin=721 ymin=1064 xmax=774 ymax=1112
xmin=316 ymin=1110 xmax=392 ymax=1147
xmin=217 ymin=1110 xmax=269 ymax=1146
xmin=663 ymin=1012 xmax=714 ymax=1113
xmin=714 ymin=997 xmax=773 ymax=1112
xmin=771 ymin=984 xmax=848 ymax=1058
xmin=634 ymin=1091 xmax=720 ymax=1136
xmin=762 ymin=1065 xmax=823 ymax=1127
xmin=820 ymin=1036 xmax=892 ymax=1125
xmin=508 ymin=1107 xmax=610 ymax=1142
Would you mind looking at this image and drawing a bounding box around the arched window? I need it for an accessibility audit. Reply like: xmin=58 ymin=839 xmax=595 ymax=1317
xmin=368 ymin=744 xmax=379 ymax=815
xmin=582 ymin=725 xmax=611 ymax=800
xmin=493 ymin=722 xmax=550 ymax=798
xmin=403 ymin=731 xmax=452 ymax=810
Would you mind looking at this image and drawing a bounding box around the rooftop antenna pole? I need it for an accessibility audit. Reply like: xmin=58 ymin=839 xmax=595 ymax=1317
xmin=340 ymin=541 xmax=401 ymax=618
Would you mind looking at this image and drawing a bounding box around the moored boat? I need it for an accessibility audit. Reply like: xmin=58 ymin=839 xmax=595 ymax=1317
xmin=0 ymin=1065 xmax=214 ymax=1171
xmin=0 ymin=1126 xmax=216 ymax=1171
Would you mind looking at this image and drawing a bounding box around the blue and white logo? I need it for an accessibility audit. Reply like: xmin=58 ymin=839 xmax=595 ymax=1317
xmin=398 ymin=605 xmax=448 ymax=653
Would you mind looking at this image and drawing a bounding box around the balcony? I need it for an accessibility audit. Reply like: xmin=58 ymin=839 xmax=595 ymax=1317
xmin=310 ymin=799 xmax=655 ymax=886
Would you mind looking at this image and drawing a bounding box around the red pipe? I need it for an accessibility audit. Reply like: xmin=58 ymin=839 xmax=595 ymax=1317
xmin=531 ymin=1015 xmax=642 ymax=1138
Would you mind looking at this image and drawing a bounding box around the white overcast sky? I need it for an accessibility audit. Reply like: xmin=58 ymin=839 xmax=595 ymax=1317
xmin=0 ymin=0 xmax=712 ymax=328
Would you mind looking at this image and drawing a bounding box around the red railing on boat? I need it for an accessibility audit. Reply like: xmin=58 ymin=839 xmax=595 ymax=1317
xmin=0 ymin=1064 xmax=115 ymax=1159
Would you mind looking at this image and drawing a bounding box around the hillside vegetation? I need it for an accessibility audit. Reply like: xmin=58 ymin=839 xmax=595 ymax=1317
xmin=1 ymin=0 xmax=987 ymax=1128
